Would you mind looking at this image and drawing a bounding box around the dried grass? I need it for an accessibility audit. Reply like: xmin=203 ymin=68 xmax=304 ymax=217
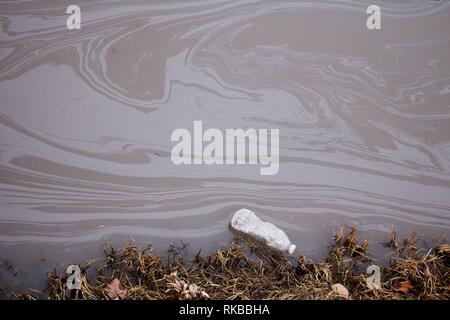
xmin=11 ymin=227 xmax=450 ymax=300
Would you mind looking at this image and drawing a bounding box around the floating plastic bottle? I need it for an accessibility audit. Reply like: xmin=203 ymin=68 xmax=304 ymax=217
xmin=230 ymin=208 xmax=296 ymax=254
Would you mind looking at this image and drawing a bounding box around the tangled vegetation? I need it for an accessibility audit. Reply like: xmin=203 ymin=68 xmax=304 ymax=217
xmin=12 ymin=227 xmax=450 ymax=300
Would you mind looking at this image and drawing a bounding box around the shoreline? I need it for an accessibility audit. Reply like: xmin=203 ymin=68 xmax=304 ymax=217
xmin=10 ymin=227 xmax=449 ymax=300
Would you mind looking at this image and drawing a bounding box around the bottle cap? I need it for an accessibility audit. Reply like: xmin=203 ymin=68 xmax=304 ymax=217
xmin=288 ymin=244 xmax=296 ymax=254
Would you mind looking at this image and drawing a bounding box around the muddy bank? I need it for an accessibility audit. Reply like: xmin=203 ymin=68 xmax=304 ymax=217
xmin=11 ymin=227 xmax=450 ymax=300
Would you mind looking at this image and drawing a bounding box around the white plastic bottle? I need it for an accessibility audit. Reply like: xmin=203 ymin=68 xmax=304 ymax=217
xmin=230 ymin=208 xmax=296 ymax=254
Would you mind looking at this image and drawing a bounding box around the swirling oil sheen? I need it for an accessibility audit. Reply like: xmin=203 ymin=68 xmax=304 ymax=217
xmin=0 ymin=0 xmax=449 ymax=290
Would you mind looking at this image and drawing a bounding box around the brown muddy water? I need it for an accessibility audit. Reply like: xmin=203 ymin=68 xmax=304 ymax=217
xmin=0 ymin=0 xmax=450 ymax=293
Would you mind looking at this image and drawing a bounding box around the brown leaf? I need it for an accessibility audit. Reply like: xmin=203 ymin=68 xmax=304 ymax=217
xmin=331 ymin=283 xmax=349 ymax=298
xmin=105 ymin=278 xmax=128 ymax=300
xmin=394 ymin=280 xmax=413 ymax=294
xmin=164 ymin=272 xmax=210 ymax=300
